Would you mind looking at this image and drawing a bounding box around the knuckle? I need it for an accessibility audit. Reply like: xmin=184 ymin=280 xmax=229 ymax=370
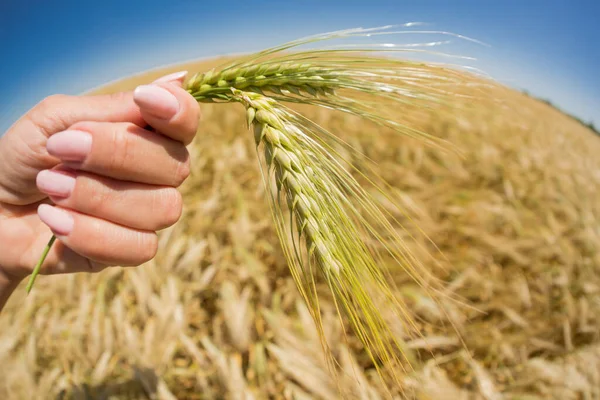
xmin=83 ymin=181 xmax=111 ymax=216
xmin=38 ymin=94 xmax=70 ymax=111
xmin=109 ymin=123 xmax=136 ymax=172
xmin=155 ymin=188 xmax=183 ymax=228
xmin=137 ymin=233 xmax=158 ymax=264
xmin=178 ymin=101 xmax=201 ymax=144
xmin=183 ymin=99 xmax=201 ymax=129
xmin=70 ymin=120 xmax=96 ymax=132
xmin=88 ymin=260 xmax=108 ymax=273
xmin=30 ymin=94 xmax=72 ymax=131
xmin=81 ymin=219 xmax=111 ymax=261
xmin=106 ymin=91 xmax=130 ymax=105
xmin=173 ymin=150 xmax=191 ymax=186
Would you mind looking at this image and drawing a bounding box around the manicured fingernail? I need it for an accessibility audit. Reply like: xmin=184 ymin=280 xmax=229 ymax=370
xmin=36 ymin=170 xmax=75 ymax=197
xmin=38 ymin=204 xmax=74 ymax=236
xmin=47 ymin=130 xmax=92 ymax=161
xmin=133 ymin=85 xmax=179 ymax=119
xmin=153 ymin=70 xmax=188 ymax=83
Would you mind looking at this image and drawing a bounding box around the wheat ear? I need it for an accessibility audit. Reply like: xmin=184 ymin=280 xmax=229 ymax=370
xmin=234 ymin=88 xmax=421 ymax=385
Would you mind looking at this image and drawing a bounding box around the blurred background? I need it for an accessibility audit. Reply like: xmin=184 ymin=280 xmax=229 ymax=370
xmin=1 ymin=1 xmax=600 ymax=399
xmin=0 ymin=0 xmax=598 ymax=133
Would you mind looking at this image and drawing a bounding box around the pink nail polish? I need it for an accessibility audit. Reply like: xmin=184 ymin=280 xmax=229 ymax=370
xmin=38 ymin=204 xmax=74 ymax=236
xmin=133 ymin=85 xmax=179 ymax=119
xmin=36 ymin=170 xmax=75 ymax=197
xmin=47 ymin=130 xmax=92 ymax=161
xmin=153 ymin=70 xmax=188 ymax=83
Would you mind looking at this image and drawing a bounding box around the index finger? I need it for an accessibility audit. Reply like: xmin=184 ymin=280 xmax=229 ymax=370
xmin=133 ymin=72 xmax=201 ymax=145
xmin=28 ymin=92 xmax=146 ymax=140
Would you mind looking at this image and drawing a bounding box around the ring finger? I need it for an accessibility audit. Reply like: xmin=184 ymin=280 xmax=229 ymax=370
xmin=36 ymin=168 xmax=183 ymax=231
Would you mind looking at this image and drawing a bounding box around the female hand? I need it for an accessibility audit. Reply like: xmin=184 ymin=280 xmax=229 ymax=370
xmin=0 ymin=71 xmax=200 ymax=308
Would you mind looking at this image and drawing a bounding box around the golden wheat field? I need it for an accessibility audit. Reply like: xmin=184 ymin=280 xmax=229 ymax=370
xmin=1 ymin=58 xmax=599 ymax=399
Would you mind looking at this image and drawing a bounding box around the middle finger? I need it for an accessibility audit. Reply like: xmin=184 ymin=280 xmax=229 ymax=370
xmin=46 ymin=121 xmax=190 ymax=186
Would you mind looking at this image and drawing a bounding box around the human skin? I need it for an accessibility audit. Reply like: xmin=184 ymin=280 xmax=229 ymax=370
xmin=0 ymin=71 xmax=201 ymax=310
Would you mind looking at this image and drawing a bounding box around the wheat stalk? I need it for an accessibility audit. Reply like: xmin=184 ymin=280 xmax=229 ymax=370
xmin=29 ymin=25 xmax=490 ymax=391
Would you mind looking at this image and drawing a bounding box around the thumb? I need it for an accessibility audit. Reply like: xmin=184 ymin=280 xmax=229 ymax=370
xmin=151 ymin=70 xmax=188 ymax=86
xmin=0 ymin=92 xmax=143 ymax=205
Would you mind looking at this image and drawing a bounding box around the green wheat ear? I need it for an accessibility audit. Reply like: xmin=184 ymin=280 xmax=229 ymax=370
xmin=31 ymin=25 xmax=492 ymax=391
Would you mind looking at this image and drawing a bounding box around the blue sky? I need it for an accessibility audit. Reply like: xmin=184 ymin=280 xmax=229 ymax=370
xmin=1 ymin=0 xmax=598 ymax=134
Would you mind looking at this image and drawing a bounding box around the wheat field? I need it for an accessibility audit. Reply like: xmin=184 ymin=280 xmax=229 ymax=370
xmin=1 ymin=58 xmax=599 ymax=399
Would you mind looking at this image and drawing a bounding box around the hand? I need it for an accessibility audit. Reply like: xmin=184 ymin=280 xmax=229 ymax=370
xmin=0 ymin=71 xmax=200 ymax=301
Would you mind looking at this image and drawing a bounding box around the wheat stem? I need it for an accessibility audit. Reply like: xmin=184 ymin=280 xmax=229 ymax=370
xmin=26 ymin=235 xmax=56 ymax=294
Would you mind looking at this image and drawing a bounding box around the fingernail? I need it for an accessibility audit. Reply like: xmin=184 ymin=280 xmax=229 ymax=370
xmin=36 ymin=170 xmax=76 ymax=197
xmin=47 ymin=130 xmax=92 ymax=162
xmin=38 ymin=204 xmax=74 ymax=236
xmin=133 ymin=85 xmax=179 ymax=119
xmin=153 ymin=70 xmax=188 ymax=83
